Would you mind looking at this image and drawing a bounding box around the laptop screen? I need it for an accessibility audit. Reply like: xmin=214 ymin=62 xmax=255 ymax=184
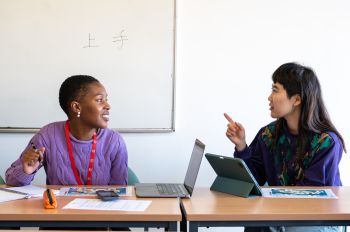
xmin=183 ymin=139 xmax=205 ymax=195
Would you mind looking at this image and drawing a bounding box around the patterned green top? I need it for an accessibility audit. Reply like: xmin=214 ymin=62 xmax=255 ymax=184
xmin=235 ymin=120 xmax=342 ymax=186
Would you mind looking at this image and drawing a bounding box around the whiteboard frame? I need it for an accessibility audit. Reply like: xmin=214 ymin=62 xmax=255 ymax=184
xmin=0 ymin=0 xmax=176 ymax=134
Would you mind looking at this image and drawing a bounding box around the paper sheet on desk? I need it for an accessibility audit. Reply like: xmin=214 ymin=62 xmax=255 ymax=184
xmin=7 ymin=185 xmax=59 ymax=198
xmin=63 ymin=198 xmax=152 ymax=211
xmin=261 ymin=188 xmax=337 ymax=198
xmin=0 ymin=188 xmax=29 ymax=203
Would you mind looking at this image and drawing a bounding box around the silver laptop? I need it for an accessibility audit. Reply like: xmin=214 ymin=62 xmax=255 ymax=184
xmin=135 ymin=139 xmax=205 ymax=198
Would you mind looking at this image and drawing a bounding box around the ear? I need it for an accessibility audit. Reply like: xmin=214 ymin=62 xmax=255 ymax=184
xmin=70 ymin=100 xmax=81 ymax=114
xmin=292 ymin=95 xmax=301 ymax=107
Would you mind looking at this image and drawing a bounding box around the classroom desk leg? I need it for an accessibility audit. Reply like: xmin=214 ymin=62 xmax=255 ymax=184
xmin=166 ymin=221 xmax=178 ymax=231
xmin=188 ymin=222 xmax=199 ymax=232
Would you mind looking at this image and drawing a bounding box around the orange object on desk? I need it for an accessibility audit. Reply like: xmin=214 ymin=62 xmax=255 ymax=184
xmin=43 ymin=189 xmax=57 ymax=209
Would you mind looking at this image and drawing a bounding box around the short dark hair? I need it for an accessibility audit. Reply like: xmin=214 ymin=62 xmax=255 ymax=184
xmin=59 ymin=75 xmax=99 ymax=115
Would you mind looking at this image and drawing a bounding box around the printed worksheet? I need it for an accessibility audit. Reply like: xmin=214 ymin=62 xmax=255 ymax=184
xmin=261 ymin=188 xmax=337 ymax=198
xmin=63 ymin=198 xmax=151 ymax=211
xmin=59 ymin=187 xmax=132 ymax=197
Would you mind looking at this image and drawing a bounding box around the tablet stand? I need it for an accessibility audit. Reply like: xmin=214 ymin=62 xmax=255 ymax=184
xmin=210 ymin=176 xmax=256 ymax=198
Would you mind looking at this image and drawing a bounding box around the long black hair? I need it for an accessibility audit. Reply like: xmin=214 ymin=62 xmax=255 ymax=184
xmin=272 ymin=63 xmax=346 ymax=162
xmin=59 ymin=75 xmax=99 ymax=116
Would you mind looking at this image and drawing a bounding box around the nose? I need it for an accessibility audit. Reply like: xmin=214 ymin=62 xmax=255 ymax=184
xmin=104 ymin=101 xmax=111 ymax=110
xmin=268 ymin=93 xmax=272 ymax=102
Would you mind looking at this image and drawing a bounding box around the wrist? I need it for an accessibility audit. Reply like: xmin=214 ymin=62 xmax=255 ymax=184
xmin=235 ymin=143 xmax=247 ymax=152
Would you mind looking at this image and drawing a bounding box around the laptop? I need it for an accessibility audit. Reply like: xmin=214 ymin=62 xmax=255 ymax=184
xmin=135 ymin=139 xmax=205 ymax=198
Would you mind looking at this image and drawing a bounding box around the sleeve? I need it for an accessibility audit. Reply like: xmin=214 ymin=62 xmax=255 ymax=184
xmin=5 ymin=158 xmax=35 ymax=186
xmin=5 ymin=133 xmax=46 ymax=186
xmin=234 ymin=128 xmax=267 ymax=186
xmin=109 ymin=133 xmax=128 ymax=185
xmin=297 ymin=133 xmax=343 ymax=186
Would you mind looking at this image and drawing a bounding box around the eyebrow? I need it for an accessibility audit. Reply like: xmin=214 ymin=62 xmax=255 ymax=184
xmin=95 ymin=92 xmax=108 ymax=96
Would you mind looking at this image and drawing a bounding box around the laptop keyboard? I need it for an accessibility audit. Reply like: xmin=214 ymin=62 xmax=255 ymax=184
xmin=156 ymin=184 xmax=187 ymax=195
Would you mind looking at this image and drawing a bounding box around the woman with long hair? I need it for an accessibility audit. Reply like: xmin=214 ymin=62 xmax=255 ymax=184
xmin=225 ymin=62 xmax=345 ymax=232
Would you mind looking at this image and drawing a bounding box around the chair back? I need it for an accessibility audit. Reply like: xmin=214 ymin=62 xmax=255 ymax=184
xmin=128 ymin=167 xmax=140 ymax=185
xmin=0 ymin=175 xmax=5 ymax=185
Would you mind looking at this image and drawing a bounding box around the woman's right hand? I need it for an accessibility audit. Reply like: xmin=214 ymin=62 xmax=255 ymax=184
xmin=21 ymin=146 xmax=45 ymax=174
xmin=224 ymin=113 xmax=247 ymax=151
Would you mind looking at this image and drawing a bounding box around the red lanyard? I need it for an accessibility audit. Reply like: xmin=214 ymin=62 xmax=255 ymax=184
xmin=65 ymin=120 xmax=96 ymax=185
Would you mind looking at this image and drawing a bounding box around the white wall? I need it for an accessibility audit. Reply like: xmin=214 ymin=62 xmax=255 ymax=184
xmin=1 ymin=0 xmax=350 ymax=190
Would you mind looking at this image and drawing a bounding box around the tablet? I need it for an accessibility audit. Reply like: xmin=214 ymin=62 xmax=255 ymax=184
xmin=205 ymin=153 xmax=262 ymax=197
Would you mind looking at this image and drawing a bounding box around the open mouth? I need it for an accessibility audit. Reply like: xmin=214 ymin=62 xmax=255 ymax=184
xmin=102 ymin=114 xmax=110 ymax=121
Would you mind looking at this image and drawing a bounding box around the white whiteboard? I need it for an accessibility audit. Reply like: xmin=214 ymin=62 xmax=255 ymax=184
xmin=0 ymin=0 xmax=175 ymax=132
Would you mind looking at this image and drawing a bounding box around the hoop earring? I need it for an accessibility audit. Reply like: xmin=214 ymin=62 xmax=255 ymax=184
xmin=77 ymin=111 xmax=81 ymax=118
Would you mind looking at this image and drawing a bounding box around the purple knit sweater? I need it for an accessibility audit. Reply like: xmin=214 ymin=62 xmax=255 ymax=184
xmin=6 ymin=121 xmax=128 ymax=186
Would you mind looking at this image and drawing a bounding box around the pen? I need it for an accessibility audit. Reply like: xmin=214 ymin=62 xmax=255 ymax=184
xmin=46 ymin=189 xmax=53 ymax=205
xmin=31 ymin=142 xmax=42 ymax=163
xmin=31 ymin=142 xmax=38 ymax=152
xmin=0 ymin=187 xmax=30 ymax=197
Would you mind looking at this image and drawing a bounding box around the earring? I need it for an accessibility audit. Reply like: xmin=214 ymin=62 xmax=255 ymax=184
xmin=77 ymin=111 xmax=81 ymax=118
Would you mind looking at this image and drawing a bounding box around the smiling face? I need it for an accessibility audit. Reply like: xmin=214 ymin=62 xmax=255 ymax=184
xmin=75 ymin=82 xmax=110 ymax=129
xmin=268 ymin=82 xmax=300 ymax=120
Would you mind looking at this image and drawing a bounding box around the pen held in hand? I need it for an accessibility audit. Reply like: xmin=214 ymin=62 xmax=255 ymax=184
xmin=31 ymin=142 xmax=38 ymax=152
xmin=31 ymin=142 xmax=43 ymax=163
